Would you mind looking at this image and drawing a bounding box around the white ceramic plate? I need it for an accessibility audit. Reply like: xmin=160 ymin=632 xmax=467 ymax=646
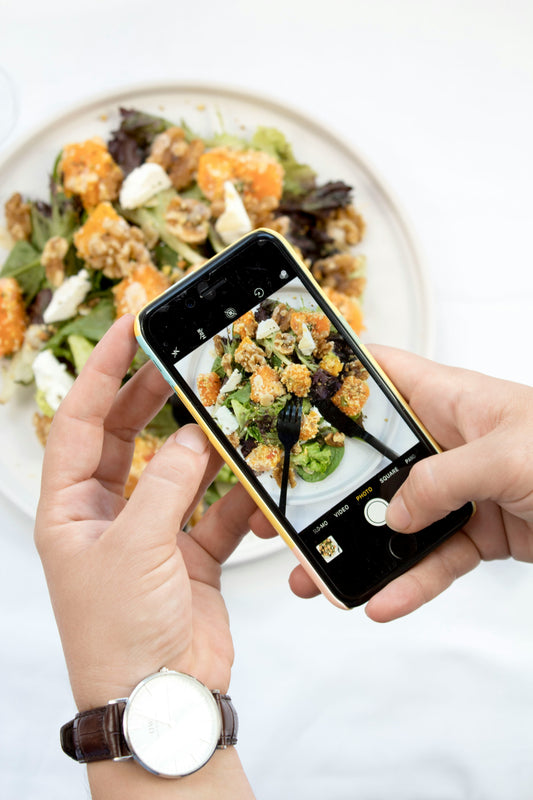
xmin=0 ymin=83 xmax=433 ymax=566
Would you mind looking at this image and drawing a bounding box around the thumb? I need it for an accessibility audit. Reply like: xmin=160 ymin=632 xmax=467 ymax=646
xmin=110 ymin=424 xmax=211 ymax=549
xmin=386 ymin=435 xmax=503 ymax=533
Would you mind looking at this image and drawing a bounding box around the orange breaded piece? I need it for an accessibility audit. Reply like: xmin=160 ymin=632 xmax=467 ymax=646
xmin=124 ymin=433 xmax=164 ymax=498
xmin=281 ymin=363 xmax=312 ymax=397
xmin=331 ymin=375 xmax=370 ymax=417
xmin=246 ymin=443 xmax=283 ymax=473
xmin=112 ymin=264 xmax=171 ymax=318
xmin=74 ymin=201 xmax=151 ymax=279
xmin=60 ymin=137 xmax=123 ymax=210
xmin=323 ymin=287 xmax=364 ymax=335
xmin=0 ymin=277 xmax=27 ymax=357
xmin=290 ymin=310 xmax=330 ymax=339
xmin=319 ymin=352 xmax=343 ymax=376
xmin=299 ymin=409 xmax=320 ymax=442
xmin=74 ymin=201 xmax=123 ymax=258
xmin=232 ymin=310 xmax=257 ymax=339
xmin=197 ymin=147 xmax=284 ymax=205
xmin=197 ymin=372 xmax=222 ymax=406
xmin=250 ymin=365 xmax=285 ymax=406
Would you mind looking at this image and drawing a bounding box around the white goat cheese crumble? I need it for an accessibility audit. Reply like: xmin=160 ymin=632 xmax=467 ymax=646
xmin=43 ymin=269 xmax=92 ymax=324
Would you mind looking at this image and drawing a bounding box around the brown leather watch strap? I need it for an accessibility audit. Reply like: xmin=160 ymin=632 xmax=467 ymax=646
xmin=61 ymin=694 xmax=238 ymax=763
xmin=213 ymin=691 xmax=239 ymax=747
xmin=60 ymin=701 xmax=129 ymax=763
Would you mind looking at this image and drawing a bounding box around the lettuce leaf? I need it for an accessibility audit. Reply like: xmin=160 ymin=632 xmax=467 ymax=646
xmin=45 ymin=297 xmax=115 ymax=355
xmin=292 ymin=441 xmax=344 ymax=482
xmin=0 ymin=241 xmax=44 ymax=303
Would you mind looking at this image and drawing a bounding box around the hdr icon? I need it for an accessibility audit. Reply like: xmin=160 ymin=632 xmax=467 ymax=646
xmin=197 ymin=328 xmax=206 ymax=340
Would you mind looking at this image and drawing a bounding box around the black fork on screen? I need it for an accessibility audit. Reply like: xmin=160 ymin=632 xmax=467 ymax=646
xmin=276 ymin=396 xmax=303 ymax=515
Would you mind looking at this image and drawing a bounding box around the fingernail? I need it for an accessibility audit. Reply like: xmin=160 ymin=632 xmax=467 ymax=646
xmin=174 ymin=425 xmax=208 ymax=454
xmin=386 ymin=494 xmax=412 ymax=531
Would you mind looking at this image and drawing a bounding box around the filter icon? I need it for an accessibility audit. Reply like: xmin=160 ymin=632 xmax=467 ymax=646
xmin=224 ymin=307 xmax=238 ymax=319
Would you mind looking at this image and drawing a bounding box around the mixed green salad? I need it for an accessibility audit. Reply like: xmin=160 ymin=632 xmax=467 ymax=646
xmin=197 ymin=298 xmax=370 ymax=490
xmin=0 ymin=105 xmax=367 ymax=511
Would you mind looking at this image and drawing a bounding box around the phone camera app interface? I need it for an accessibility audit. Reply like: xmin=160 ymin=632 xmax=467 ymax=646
xmin=173 ymin=276 xmax=422 ymax=561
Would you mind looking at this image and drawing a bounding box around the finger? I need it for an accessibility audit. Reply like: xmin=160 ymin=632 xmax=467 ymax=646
xmin=248 ymin=506 xmax=278 ymax=539
xmin=385 ymin=434 xmax=501 ymax=533
xmin=288 ymin=564 xmax=321 ymax=599
xmin=368 ymin=345 xmax=447 ymax=404
xmin=180 ymin=444 xmax=223 ymax=526
xmin=95 ymin=360 xmax=173 ymax=492
xmin=367 ymin=344 xmax=466 ymax=449
xmin=41 ymin=315 xmax=137 ymax=493
xmin=109 ymin=425 xmax=211 ymax=550
xmin=364 ymin=529 xmax=481 ymax=622
xmin=185 ymin=483 xmax=258 ymax=566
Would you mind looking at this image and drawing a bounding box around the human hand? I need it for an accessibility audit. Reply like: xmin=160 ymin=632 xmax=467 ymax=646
xmin=34 ymin=315 xmax=258 ymax=712
xmin=250 ymin=347 xmax=533 ymax=622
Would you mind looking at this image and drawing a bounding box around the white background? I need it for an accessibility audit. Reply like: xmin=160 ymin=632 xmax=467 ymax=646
xmin=1 ymin=1 xmax=533 ymax=798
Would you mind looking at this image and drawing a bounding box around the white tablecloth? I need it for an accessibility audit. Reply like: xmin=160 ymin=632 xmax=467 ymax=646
xmin=1 ymin=2 xmax=533 ymax=798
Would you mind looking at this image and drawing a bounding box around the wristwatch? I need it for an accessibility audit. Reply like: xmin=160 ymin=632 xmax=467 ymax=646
xmin=60 ymin=668 xmax=238 ymax=778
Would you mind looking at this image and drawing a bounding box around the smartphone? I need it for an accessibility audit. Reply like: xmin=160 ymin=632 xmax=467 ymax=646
xmin=135 ymin=229 xmax=474 ymax=609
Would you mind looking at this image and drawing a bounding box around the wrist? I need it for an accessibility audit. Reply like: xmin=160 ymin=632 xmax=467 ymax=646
xmin=87 ymin=748 xmax=255 ymax=800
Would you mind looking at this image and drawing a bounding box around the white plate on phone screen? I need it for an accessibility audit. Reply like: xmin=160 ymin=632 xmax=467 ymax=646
xmin=0 ymin=82 xmax=433 ymax=566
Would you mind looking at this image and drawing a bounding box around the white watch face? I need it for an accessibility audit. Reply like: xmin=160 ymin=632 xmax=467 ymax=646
xmin=123 ymin=670 xmax=222 ymax=778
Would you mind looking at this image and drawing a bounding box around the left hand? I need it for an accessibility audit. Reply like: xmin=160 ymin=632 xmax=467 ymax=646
xmin=35 ymin=314 xmax=257 ymax=711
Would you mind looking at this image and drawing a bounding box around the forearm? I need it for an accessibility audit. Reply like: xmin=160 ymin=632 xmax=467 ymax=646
xmin=88 ymin=748 xmax=255 ymax=800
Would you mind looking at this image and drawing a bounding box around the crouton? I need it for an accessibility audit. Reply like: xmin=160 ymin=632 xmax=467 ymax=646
xmin=197 ymin=147 xmax=284 ymax=209
xmin=197 ymin=372 xmax=222 ymax=406
xmin=289 ymin=310 xmax=330 ymax=340
xmin=245 ymin=442 xmax=283 ymax=473
xmin=0 ymin=277 xmax=27 ymax=357
xmin=112 ymin=263 xmax=171 ymax=317
xmin=319 ymin=352 xmax=343 ymax=376
xmin=299 ymin=409 xmax=321 ymax=442
xmin=250 ymin=365 xmax=285 ymax=406
xmin=323 ymin=287 xmax=364 ymax=335
xmin=60 ymin=137 xmax=123 ymax=210
xmin=232 ymin=310 xmax=258 ymax=339
xmin=331 ymin=375 xmax=370 ymax=417
xmin=280 ymin=363 xmax=312 ymax=397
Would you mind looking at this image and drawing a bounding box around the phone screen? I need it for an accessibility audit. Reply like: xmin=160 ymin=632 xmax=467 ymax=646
xmin=139 ymin=230 xmax=473 ymax=606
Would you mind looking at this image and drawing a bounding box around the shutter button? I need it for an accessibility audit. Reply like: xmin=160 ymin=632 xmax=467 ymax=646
xmin=363 ymin=498 xmax=389 ymax=527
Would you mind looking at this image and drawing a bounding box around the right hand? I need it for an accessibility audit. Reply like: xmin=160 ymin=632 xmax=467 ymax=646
xmin=251 ymin=347 xmax=533 ymax=621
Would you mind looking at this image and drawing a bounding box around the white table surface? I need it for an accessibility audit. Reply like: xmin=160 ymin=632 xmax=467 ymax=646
xmin=1 ymin=2 xmax=533 ymax=798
